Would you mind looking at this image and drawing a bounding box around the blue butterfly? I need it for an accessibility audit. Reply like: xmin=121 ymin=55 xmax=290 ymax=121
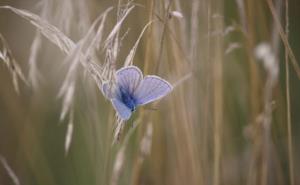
xmin=102 ymin=66 xmax=173 ymax=120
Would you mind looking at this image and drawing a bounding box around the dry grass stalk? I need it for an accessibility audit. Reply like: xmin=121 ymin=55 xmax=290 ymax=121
xmin=28 ymin=0 xmax=53 ymax=90
xmin=284 ymin=0 xmax=295 ymax=184
xmin=0 ymin=6 xmax=74 ymax=53
xmin=0 ymin=155 xmax=20 ymax=185
xmin=110 ymin=119 xmax=141 ymax=185
xmin=131 ymin=122 xmax=153 ymax=185
xmin=225 ymin=43 xmax=241 ymax=55
xmin=58 ymin=6 xmax=112 ymax=121
xmin=154 ymin=1 xmax=172 ymax=73
xmin=254 ymin=42 xmax=278 ymax=185
xmin=148 ymin=1 xmax=204 ymax=185
xmin=104 ymin=5 xmax=134 ymax=50
xmin=1 ymin=4 xmax=132 ymax=157
xmin=211 ymin=2 xmax=224 ymax=185
xmin=1 ymin=5 xmax=105 ymax=83
xmin=28 ymin=0 xmax=92 ymax=89
xmin=58 ymin=46 xmax=88 ymax=125
xmin=64 ymin=109 xmax=74 ymax=155
xmin=101 ymin=1 xmax=135 ymax=85
xmin=235 ymin=0 xmax=247 ymax=32
xmin=0 ymin=33 xmax=28 ymax=94
xmin=266 ymin=0 xmax=300 ymax=79
xmin=172 ymin=72 xmax=193 ymax=88
xmin=28 ymin=31 xmax=43 ymax=90
xmin=252 ymin=35 xmax=280 ymax=184
xmin=245 ymin=0 xmax=261 ymax=123
xmin=58 ymin=6 xmax=115 ymax=154
xmin=124 ymin=21 xmax=153 ymax=67
xmin=54 ymin=0 xmax=73 ymax=35
xmin=1 ymin=4 xmax=115 ymax=111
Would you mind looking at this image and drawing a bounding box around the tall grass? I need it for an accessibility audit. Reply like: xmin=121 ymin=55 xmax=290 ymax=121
xmin=0 ymin=0 xmax=299 ymax=185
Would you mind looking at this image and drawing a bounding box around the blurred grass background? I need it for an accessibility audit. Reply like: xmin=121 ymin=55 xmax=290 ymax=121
xmin=0 ymin=0 xmax=300 ymax=185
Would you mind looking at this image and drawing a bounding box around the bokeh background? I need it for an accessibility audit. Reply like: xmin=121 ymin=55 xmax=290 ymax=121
xmin=0 ymin=0 xmax=299 ymax=185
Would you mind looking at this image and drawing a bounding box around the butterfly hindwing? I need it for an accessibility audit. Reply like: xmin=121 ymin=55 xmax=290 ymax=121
xmin=111 ymin=98 xmax=132 ymax=120
xmin=134 ymin=75 xmax=173 ymax=105
xmin=116 ymin=66 xmax=143 ymax=95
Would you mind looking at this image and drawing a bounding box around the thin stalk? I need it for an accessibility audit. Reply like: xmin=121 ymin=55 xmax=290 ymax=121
xmin=202 ymin=1 xmax=212 ymax=184
xmin=155 ymin=0 xmax=172 ymax=74
xmin=285 ymin=0 xmax=294 ymax=185
xmin=212 ymin=1 xmax=224 ymax=185
xmin=143 ymin=0 xmax=155 ymax=73
xmin=266 ymin=0 xmax=300 ymax=79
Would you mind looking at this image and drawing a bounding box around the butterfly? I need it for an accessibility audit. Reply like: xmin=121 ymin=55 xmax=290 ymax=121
xmin=102 ymin=66 xmax=173 ymax=120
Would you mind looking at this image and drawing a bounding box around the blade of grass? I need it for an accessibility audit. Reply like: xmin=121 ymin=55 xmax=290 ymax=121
xmin=0 ymin=155 xmax=20 ymax=185
xmin=266 ymin=0 xmax=300 ymax=79
xmin=0 ymin=32 xmax=28 ymax=93
xmin=284 ymin=0 xmax=295 ymax=184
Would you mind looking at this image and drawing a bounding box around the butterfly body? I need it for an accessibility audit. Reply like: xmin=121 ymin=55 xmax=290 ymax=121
xmin=118 ymin=86 xmax=137 ymax=112
xmin=102 ymin=66 xmax=172 ymax=120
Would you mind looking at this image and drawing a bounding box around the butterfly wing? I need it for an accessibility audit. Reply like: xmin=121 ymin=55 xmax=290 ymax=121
xmin=116 ymin=66 xmax=143 ymax=95
xmin=111 ymin=98 xmax=132 ymax=120
xmin=102 ymin=82 xmax=115 ymax=99
xmin=134 ymin=75 xmax=173 ymax=105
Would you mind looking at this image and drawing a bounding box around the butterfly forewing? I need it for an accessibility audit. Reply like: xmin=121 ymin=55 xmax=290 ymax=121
xmin=116 ymin=66 xmax=143 ymax=95
xmin=102 ymin=82 xmax=115 ymax=99
xmin=111 ymin=98 xmax=132 ymax=120
xmin=134 ymin=75 xmax=173 ymax=105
